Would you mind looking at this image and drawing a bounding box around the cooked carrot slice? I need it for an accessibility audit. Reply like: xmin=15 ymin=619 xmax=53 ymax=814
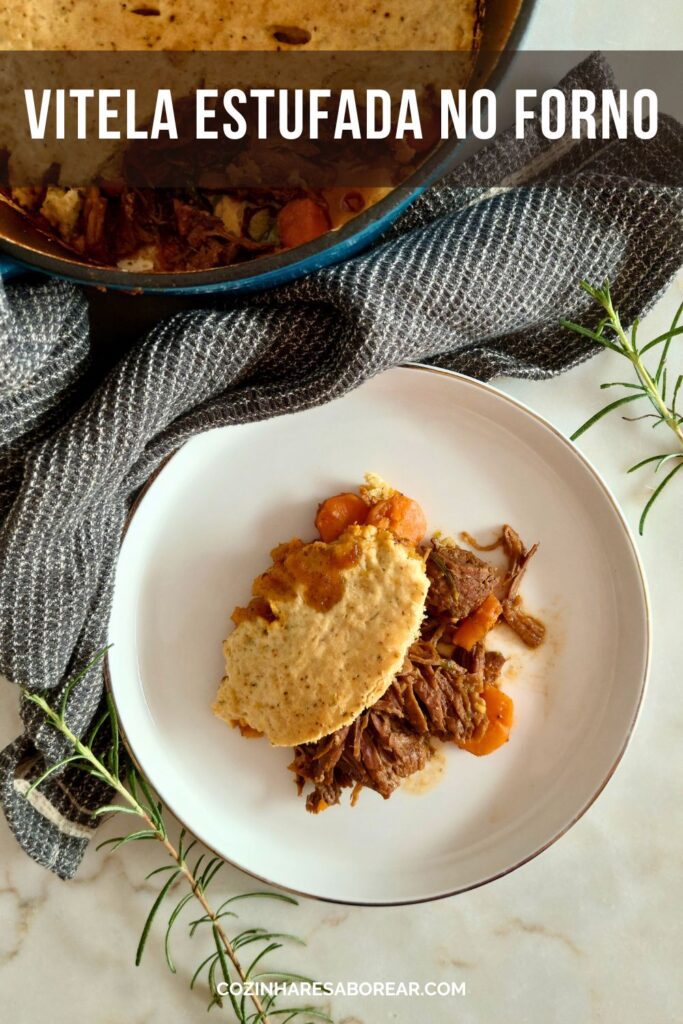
xmin=231 ymin=720 xmax=264 ymax=739
xmin=459 ymin=686 xmax=513 ymax=756
xmin=452 ymin=593 xmax=503 ymax=651
xmin=315 ymin=492 xmax=368 ymax=542
xmin=366 ymin=493 xmax=427 ymax=545
xmin=277 ymin=198 xmax=331 ymax=248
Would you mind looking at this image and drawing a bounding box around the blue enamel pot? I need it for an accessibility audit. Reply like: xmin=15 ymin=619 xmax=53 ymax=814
xmin=0 ymin=0 xmax=535 ymax=294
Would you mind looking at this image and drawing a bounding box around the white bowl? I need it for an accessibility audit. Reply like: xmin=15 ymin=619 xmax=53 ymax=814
xmin=108 ymin=366 xmax=650 ymax=904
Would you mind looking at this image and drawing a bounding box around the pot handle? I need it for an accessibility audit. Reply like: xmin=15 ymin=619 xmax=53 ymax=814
xmin=0 ymin=255 xmax=24 ymax=281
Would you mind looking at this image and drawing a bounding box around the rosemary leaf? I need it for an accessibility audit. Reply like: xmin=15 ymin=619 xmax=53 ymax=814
xmin=136 ymin=869 xmax=182 ymax=966
xmin=250 ymin=1005 xmax=333 ymax=1024
xmin=559 ymin=318 xmax=623 ymax=353
xmin=252 ymin=972 xmax=319 ymax=984
xmin=660 ymin=365 xmax=668 ymax=398
xmin=219 ymin=892 xmax=299 ymax=909
xmin=653 ymin=304 xmax=683 ymax=377
xmin=25 ymin=754 xmax=86 ymax=797
xmin=247 ymin=943 xmax=287 ymax=979
xmin=191 ymin=852 xmax=206 ymax=881
xmin=570 ymin=393 xmax=645 ymax=440
xmin=654 ymin=453 xmax=683 ymax=473
xmin=58 ymin=646 xmax=111 ymax=720
xmin=627 ymin=452 xmax=678 ymax=474
xmin=201 ymin=858 xmax=224 ymax=892
xmin=164 ymin=890 xmax=195 ymax=973
xmin=638 ymin=461 xmax=683 ymax=534
xmin=91 ymin=803 xmax=141 ymax=818
xmin=145 ymin=864 xmax=179 ymax=881
xmin=137 ymin=771 xmax=165 ymax=833
xmin=672 ymin=372 xmax=682 ymax=409
xmin=21 ymin=654 xmax=326 ymax=1024
xmin=639 ymin=322 xmax=683 ymax=355
xmin=564 ymin=281 xmax=683 ymax=529
xmin=96 ymin=829 xmax=158 ymax=852
xmin=86 ymin=708 xmax=110 ymax=748
xmin=190 ymin=909 xmax=238 ymax=936
xmin=191 ymin=951 xmax=218 ymax=990
xmin=207 ymin=952 xmax=224 ymax=1010
xmin=234 ymin=931 xmax=305 ymax=951
xmin=106 ymin=692 xmax=119 ymax=780
xmin=213 ymin=924 xmax=243 ymax=1019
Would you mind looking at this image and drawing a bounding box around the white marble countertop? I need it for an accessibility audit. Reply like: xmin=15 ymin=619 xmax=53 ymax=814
xmin=1 ymin=2 xmax=682 ymax=1020
xmin=2 ymin=278 xmax=681 ymax=1024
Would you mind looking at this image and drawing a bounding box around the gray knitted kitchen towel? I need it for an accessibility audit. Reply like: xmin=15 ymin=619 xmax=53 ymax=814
xmin=0 ymin=54 xmax=681 ymax=879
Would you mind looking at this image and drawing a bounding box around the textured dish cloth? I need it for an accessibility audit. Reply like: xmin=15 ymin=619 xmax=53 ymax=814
xmin=0 ymin=54 xmax=681 ymax=879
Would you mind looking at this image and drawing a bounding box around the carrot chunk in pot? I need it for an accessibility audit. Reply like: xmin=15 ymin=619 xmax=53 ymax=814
xmin=277 ymin=198 xmax=331 ymax=248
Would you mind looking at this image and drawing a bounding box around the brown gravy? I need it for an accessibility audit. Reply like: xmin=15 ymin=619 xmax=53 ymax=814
xmin=233 ymin=534 xmax=361 ymax=622
xmin=402 ymin=744 xmax=447 ymax=795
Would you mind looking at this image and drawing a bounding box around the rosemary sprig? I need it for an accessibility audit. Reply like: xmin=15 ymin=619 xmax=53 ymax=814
xmin=21 ymin=650 xmax=330 ymax=1024
xmin=562 ymin=280 xmax=683 ymax=534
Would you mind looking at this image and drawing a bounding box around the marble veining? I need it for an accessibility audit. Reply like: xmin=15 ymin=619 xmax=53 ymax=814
xmin=1 ymin=275 xmax=680 ymax=1024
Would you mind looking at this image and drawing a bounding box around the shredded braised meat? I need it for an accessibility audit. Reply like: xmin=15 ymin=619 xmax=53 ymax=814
xmin=291 ymin=525 xmax=544 ymax=812
xmin=501 ymin=597 xmax=546 ymax=648
xmin=3 ymin=183 xmax=331 ymax=272
xmin=426 ymin=542 xmax=500 ymax=620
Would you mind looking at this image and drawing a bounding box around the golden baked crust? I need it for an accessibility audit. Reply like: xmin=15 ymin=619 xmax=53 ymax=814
xmin=1 ymin=1 xmax=479 ymax=51
xmin=213 ymin=524 xmax=429 ymax=747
